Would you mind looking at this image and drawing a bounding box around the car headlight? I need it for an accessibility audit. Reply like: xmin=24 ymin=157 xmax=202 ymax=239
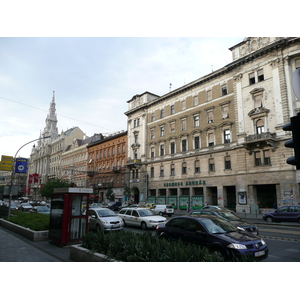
xmin=149 ymin=220 xmax=156 ymax=223
xmin=100 ymin=219 xmax=108 ymax=224
xmin=261 ymin=239 xmax=266 ymax=245
xmin=237 ymin=226 xmax=245 ymax=231
xmin=227 ymin=243 xmax=247 ymax=249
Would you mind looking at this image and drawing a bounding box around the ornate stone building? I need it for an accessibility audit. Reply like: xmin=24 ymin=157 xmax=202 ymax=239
xmin=27 ymin=92 xmax=86 ymax=195
xmin=125 ymin=37 xmax=300 ymax=213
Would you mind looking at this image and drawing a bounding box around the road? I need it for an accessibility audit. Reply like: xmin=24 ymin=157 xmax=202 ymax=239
xmin=124 ymin=221 xmax=300 ymax=262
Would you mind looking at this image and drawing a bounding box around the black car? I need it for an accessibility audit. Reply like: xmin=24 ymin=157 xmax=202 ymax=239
xmin=189 ymin=209 xmax=259 ymax=235
xmin=108 ymin=202 xmax=122 ymax=211
xmin=156 ymin=215 xmax=268 ymax=261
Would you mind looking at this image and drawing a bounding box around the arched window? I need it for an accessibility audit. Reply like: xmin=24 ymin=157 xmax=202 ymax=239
xmin=256 ymin=119 xmax=264 ymax=134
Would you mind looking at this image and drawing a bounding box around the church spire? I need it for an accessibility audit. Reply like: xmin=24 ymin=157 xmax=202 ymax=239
xmin=43 ymin=91 xmax=58 ymax=138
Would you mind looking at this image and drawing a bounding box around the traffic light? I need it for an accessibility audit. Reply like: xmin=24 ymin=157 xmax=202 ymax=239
xmin=282 ymin=112 xmax=300 ymax=170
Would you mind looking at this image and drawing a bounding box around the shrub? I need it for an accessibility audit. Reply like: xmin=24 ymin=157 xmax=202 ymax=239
xmin=82 ymin=230 xmax=218 ymax=262
xmin=4 ymin=210 xmax=50 ymax=231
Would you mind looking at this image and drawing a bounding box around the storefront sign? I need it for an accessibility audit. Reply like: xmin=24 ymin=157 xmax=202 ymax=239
xmin=164 ymin=180 xmax=206 ymax=187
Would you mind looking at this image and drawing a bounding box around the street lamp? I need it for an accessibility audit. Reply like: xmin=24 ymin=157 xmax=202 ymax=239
xmin=8 ymin=135 xmax=51 ymax=218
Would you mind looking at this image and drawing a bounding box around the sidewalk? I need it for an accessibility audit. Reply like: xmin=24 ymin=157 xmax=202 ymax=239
xmin=0 ymin=226 xmax=75 ymax=262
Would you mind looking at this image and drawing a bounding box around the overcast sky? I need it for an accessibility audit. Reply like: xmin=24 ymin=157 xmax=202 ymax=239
xmin=0 ymin=37 xmax=244 ymax=159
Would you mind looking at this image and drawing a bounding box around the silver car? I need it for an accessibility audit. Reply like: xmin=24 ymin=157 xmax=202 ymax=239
xmin=88 ymin=208 xmax=124 ymax=232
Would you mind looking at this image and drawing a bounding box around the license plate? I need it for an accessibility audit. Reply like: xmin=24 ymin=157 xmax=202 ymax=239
xmin=255 ymin=250 xmax=265 ymax=257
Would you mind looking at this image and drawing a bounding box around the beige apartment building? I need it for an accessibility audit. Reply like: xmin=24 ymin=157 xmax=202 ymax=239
xmin=61 ymin=135 xmax=94 ymax=187
xmin=125 ymin=37 xmax=300 ymax=213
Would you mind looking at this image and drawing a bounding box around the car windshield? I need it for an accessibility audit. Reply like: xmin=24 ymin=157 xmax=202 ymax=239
xmin=201 ymin=218 xmax=237 ymax=234
xmin=37 ymin=207 xmax=49 ymax=211
xmin=138 ymin=209 xmax=154 ymax=217
xmin=217 ymin=211 xmax=242 ymax=221
xmin=96 ymin=210 xmax=116 ymax=217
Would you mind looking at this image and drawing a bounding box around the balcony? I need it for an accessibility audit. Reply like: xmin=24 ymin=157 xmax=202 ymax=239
xmin=243 ymin=132 xmax=277 ymax=153
xmin=87 ymin=171 xmax=95 ymax=177
xmin=126 ymin=159 xmax=141 ymax=166
xmin=112 ymin=166 xmax=121 ymax=172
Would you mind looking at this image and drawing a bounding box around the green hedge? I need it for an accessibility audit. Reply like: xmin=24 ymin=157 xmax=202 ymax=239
xmin=82 ymin=230 xmax=220 ymax=262
xmin=4 ymin=210 xmax=50 ymax=231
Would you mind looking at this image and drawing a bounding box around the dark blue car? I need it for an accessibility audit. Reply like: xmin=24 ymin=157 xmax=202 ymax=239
xmin=263 ymin=205 xmax=300 ymax=223
xmin=156 ymin=215 xmax=268 ymax=261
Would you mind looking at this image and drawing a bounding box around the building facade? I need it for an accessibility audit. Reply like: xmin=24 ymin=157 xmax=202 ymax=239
xmin=125 ymin=37 xmax=300 ymax=213
xmin=61 ymin=136 xmax=94 ymax=187
xmin=86 ymin=131 xmax=128 ymax=204
xmin=27 ymin=92 xmax=86 ymax=198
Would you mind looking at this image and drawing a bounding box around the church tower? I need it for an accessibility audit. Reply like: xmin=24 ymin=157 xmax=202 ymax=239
xmin=43 ymin=91 xmax=58 ymax=139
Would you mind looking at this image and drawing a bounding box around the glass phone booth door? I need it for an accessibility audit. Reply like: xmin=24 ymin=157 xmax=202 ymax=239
xmin=69 ymin=194 xmax=88 ymax=241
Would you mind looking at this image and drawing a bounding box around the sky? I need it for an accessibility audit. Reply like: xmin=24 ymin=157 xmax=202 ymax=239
xmin=0 ymin=36 xmax=244 ymax=159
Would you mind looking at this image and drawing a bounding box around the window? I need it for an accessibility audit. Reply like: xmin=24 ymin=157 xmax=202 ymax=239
xmin=150 ymin=128 xmax=155 ymax=140
xmin=249 ymin=72 xmax=255 ymax=85
xmin=194 ymin=136 xmax=200 ymax=149
xmin=209 ymin=158 xmax=215 ymax=172
xmin=221 ymin=104 xmax=229 ymax=119
xmin=256 ymin=119 xmax=265 ymax=134
xmin=208 ymin=133 xmax=214 ymax=147
xmin=160 ymin=144 xmax=165 ymax=156
xmin=207 ymin=90 xmax=212 ymax=101
xmin=170 ymin=164 xmax=175 ymax=176
xmin=150 ymin=167 xmax=154 ymax=178
xmin=207 ymin=110 xmax=213 ymax=123
xmin=160 ymin=109 xmax=164 ymax=118
xmin=134 ymin=134 xmax=138 ymax=144
xmin=263 ymin=150 xmax=271 ymax=165
xmin=193 ymin=114 xmax=199 ymax=127
xmin=296 ymin=59 xmax=300 ymax=69
xmin=150 ymin=147 xmax=155 ymax=158
xmin=170 ymin=105 xmax=175 ymax=115
xmin=170 ymin=122 xmax=175 ymax=134
xmin=182 ymin=139 xmax=187 ymax=152
xmin=254 ymin=151 xmax=261 ymax=166
xmin=182 ymin=162 xmax=187 ymax=174
xmin=160 ymin=126 xmax=165 ymax=137
xmin=224 ymin=156 xmax=231 ymax=170
xmin=224 ymin=129 xmax=231 ymax=144
xmin=193 ymin=96 xmax=199 ymax=106
xmin=170 ymin=142 xmax=175 ymax=154
xmin=257 ymin=69 xmax=264 ymax=82
xmin=181 ymin=100 xmax=186 ymax=110
xmin=151 ymin=113 xmax=155 ymax=122
xmin=195 ymin=160 xmax=200 ymax=173
xmin=181 ymin=118 xmax=187 ymax=131
xmin=160 ymin=166 xmax=164 ymax=177
xmin=221 ymin=85 xmax=228 ymax=96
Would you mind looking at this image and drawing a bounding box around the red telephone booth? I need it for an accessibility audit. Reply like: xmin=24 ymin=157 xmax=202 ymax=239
xmin=49 ymin=187 xmax=93 ymax=246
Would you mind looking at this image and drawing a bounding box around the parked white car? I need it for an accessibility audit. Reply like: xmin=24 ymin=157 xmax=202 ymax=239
xmin=151 ymin=204 xmax=174 ymax=217
xmin=118 ymin=208 xmax=166 ymax=230
xmin=88 ymin=208 xmax=124 ymax=232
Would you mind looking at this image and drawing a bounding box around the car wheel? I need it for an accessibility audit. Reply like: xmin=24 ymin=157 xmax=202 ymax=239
xmin=96 ymin=224 xmax=103 ymax=233
xmin=159 ymin=212 xmax=163 ymax=216
xmin=123 ymin=219 xmax=126 ymax=227
xmin=211 ymin=249 xmax=226 ymax=262
xmin=266 ymin=216 xmax=273 ymax=223
xmin=141 ymin=222 xmax=147 ymax=230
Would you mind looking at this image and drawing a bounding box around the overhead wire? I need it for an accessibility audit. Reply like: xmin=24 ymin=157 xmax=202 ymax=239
xmin=0 ymin=95 xmax=114 ymax=132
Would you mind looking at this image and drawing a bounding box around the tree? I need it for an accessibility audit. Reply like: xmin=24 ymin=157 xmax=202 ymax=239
xmin=39 ymin=178 xmax=71 ymax=199
xmin=123 ymin=184 xmax=132 ymax=203
xmin=105 ymin=187 xmax=115 ymax=203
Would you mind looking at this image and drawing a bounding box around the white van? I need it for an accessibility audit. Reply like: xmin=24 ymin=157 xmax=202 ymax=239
xmin=151 ymin=205 xmax=174 ymax=217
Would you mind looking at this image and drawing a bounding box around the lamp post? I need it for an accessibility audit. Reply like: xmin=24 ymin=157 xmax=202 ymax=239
xmin=8 ymin=135 xmax=51 ymax=218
